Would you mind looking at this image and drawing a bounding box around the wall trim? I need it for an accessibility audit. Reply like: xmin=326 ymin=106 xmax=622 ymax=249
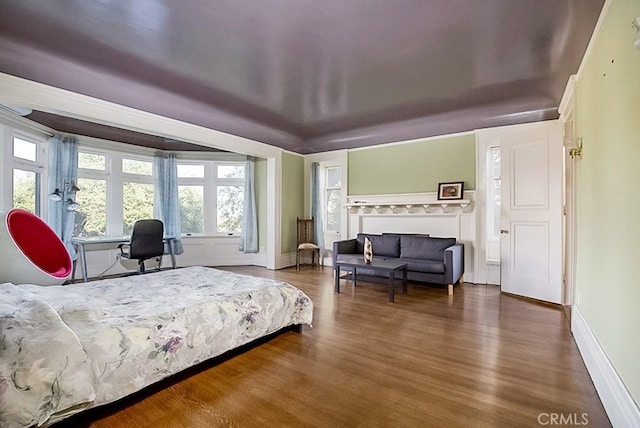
xmin=347 ymin=130 xmax=475 ymax=152
xmin=576 ymin=0 xmax=612 ymax=80
xmin=572 ymin=307 xmax=640 ymax=427
xmin=279 ymin=252 xmax=297 ymax=269
xmin=0 ymin=73 xmax=280 ymax=158
xmin=0 ymin=109 xmax=54 ymax=137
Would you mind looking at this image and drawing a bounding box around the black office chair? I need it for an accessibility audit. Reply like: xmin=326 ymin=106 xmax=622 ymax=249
xmin=118 ymin=219 xmax=165 ymax=274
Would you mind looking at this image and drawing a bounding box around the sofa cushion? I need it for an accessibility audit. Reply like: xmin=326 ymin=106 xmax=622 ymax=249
xmin=382 ymin=232 xmax=429 ymax=237
xmin=400 ymin=258 xmax=446 ymax=274
xmin=400 ymin=236 xmax=456 ymax=260
xmin=357 ymin=233 xmax=400 ymax=258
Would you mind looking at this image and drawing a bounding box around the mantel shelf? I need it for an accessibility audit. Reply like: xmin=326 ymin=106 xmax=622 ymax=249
xmin=345 ymin=200 xmax=472 ymax=214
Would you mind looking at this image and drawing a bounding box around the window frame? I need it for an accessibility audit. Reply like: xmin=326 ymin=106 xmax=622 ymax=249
xmin=76 ymin=149 xmax=111 ymax=237
xmin=486 ymin=146 xmax=501 ymax=262
xmin=176 ymin=160 xmax=246 ymax=236
xmin=177 ymin=160 xmax=207 ymax=235
xmin=120 ymin=155 xmax=155 ymax=236
xmin=322 ymin=164 xmax=342 ymax=233
xmin=214 ymin=161 xmax=245 ymax=235
xmin=11 ymin=133 xmax=45 ymax=216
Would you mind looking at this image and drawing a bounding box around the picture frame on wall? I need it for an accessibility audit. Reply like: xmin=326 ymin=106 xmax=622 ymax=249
xmin=437 ymin=182 xmax=464 ymax=200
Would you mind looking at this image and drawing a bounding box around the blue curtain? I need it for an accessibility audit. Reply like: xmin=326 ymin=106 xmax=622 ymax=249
xmin=310 ymin=162 xmax=325 ymax=258
xmin=153 ymin=152 xmax=184 ymax=254
xmin=47 ymin=135 xmax=78 ymax=259
xmin=240 ymin=156 xmax=258 ymax=253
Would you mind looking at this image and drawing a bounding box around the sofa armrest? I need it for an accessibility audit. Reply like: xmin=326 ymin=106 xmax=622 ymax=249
xmin=333 ymin=239 xmax=358 ymax=265
xmin=444 ymin=243 xmax=464 ymax=284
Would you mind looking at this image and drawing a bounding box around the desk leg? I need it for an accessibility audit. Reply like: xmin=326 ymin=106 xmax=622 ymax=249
xmin=169 ymin=239 xmax=177 ymax=269
xmin=334 ymin=266 xmax=340 ymax=293
xmin=78 ymin=243 xmax=88 ymax=282
xmin=72 ymin=244 xmax=78 ymax=281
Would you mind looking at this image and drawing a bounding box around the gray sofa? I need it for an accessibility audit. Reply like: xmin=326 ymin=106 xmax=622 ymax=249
xmin=333 ymin=233 xmax=464 ymax=294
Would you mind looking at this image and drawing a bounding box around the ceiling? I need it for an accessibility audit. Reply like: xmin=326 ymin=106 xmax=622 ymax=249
xmin=0 ymin=0 xmax=604 ymax=154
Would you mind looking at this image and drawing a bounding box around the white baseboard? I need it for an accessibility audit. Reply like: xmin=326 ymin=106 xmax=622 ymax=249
xmin=572 ymin=307 xmax=640 ymax=427
xmin=277 ymin=252 xmax=331 ymax=270
xmin=278 ymin=252 xmax=296 ymax=269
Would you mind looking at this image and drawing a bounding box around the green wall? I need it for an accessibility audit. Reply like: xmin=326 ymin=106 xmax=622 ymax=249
xmin=348 ymin=134 xmax=476 ymax=195
xmin=254 ymin=157 xmax=267 ymax=252
xmin=281 ymin=152 xmax=304 ymax=254
xmin=575 ymin=0 xmax=640 ymax=404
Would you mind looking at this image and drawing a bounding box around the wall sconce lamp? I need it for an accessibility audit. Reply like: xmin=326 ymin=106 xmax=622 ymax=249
xmin=49 ymin=180 xmax=81 ymax=211
xmin=568 ymin=138 xmax=583 ymax=160
xmin=633 ymin=17 xmax=640 ymax=50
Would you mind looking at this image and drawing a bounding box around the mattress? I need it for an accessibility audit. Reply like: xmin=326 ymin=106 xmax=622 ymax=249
xmin=0 ymin=266 xmax=313 ymax=427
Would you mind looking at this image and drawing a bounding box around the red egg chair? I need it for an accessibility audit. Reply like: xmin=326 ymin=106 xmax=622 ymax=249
xmin=0 ymin=208 xmax=72 ymax=285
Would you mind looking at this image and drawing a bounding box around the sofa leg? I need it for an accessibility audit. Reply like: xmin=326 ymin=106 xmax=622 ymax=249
xmin=448 ymin=284 xmax=454 ymax=295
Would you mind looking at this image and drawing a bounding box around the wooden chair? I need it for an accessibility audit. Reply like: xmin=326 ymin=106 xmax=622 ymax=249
xmin=296 ymin=217 xmax=321 ymax=270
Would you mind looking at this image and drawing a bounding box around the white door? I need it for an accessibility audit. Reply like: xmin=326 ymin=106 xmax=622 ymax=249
xmin=500 ymin=123 xmax=563 ymax=303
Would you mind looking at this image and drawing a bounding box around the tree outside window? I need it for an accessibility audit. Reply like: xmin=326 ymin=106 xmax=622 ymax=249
xmin=179 ymin=185 xmax=204 ymax=234
xmin=122 ymin=157 xmax=154 ymax=235
xmin=12 ymin=137 xmax=42 ymax=215
xmin=123 ymin=182 xmax=154 ymax=235
xmin=177 ymin=163 xmax=205 ymax=234
xmin=75 ymin=152 xmax=108 ymax=237
xmin=12 ymin=169 xmax=39 ymax=214
xmin=74 ymin=177 xmax=107 ymax=237
xmin=216 ymin=164 xmax=244 ymax=234
xmin=324 ymin=166 xmax=341 ymax=232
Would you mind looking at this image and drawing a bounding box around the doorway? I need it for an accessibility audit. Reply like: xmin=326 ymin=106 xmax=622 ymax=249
xmin=476 ymin=122 xmax=565 ymax=304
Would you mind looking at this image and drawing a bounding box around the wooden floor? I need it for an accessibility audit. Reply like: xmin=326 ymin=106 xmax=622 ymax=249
xmin=56 ymin=266 xmax=610 ymax=428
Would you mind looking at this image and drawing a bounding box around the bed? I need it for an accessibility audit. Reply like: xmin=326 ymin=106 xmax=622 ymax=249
xmin=0 ymin=266 xmax=313 ymax=428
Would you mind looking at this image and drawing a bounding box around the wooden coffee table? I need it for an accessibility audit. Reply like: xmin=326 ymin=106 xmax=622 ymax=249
xmin=334 ymin=257 xmax=408 ymax=303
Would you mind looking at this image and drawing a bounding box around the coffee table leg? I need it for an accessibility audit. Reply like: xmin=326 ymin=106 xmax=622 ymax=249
xmin=402 ymin=269 xmax=408 ymax=294
xmin=334 ymin=266 xmax=340 ymax=293
xmin=352 ymin=267 xmax=357 ymax=288
xmin=388 ymin=273 xmax=395 ymax=303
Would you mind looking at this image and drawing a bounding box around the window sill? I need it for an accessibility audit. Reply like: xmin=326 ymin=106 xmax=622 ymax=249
xmin=181 ymin=234 xmax=241 ymax=239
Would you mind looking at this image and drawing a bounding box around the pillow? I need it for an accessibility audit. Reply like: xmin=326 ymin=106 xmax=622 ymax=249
xmin=364 ymin=237 xmax=373 ymax=263
xmin=357 ymin=233 xmax=400 ymax=258
xmin=400 ymin=236 xmax=456 ymax=260
xmin=382 ymin=232 xmax=430 ymax=237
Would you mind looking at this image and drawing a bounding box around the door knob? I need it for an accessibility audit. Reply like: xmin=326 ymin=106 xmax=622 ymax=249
xmin=500 ymin=229 xmax=509 ymax=234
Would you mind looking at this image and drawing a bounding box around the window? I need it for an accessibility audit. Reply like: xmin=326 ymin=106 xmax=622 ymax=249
xmin=177 ymin=163 xmax=205 ymax=234
xmin=176 ymin=161 xmax=245 ymax=236
xmin=75 ymin=151 xmax=109 ymax=237
xmin=324 ymin=166 xmax=341 ymax=233
xmin=123 ymin=158 xmax=153 ymax=175
xmin=12 ymin=137 xmax=43 ymax=215
xmin=486 ymin=146 xmax=501 ymax=261
xmin=122 ymin=157 xmax=154 ymax=236
xmin=216 ymin=163 xmax=244 ymax=234
xmin=69 ymin=144 xmax=246 ymax=238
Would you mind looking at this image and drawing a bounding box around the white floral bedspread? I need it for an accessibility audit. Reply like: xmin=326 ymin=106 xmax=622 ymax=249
xmin=0 ymin=266 xmax=313 ymax=427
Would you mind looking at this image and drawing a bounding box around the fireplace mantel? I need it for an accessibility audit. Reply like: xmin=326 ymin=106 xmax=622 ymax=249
xmin=346 ymin=191 xmax=474 ymax=214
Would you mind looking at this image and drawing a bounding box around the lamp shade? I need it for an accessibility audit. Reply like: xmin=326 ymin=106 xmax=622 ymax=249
xmin=49 ymin=189 xmax=63 ymax=201
xmin=0 ymin=209 xmax=72 ymax=285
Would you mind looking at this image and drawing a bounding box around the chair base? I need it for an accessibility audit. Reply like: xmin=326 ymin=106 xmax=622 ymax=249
xmin=137 ymin=257 xmax=162 ymax=274
xmin=296 ymin=249 xmax=322 ymax=270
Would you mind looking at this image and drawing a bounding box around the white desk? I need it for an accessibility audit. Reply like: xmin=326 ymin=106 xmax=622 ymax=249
xmin=72 ymin=236 xmax=178 ymax=282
